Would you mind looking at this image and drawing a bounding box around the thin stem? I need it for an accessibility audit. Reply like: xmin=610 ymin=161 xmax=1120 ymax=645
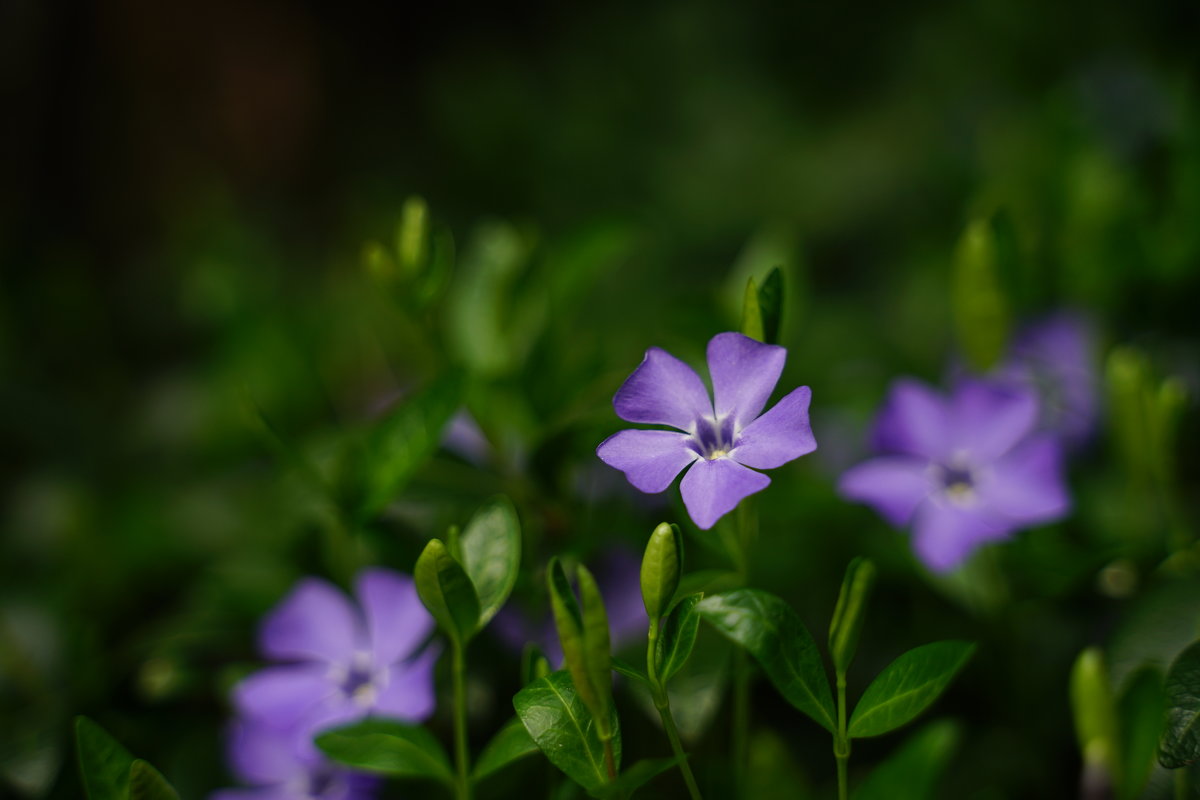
xmin=603 ymin=737 xmax=618 ymax=780
xmin=647 ymin=619 xmax=704 ymax=800
xmin=452 ymin=640 xmax=471 ymax=800
xmin=835 ymin=672 xmax=850 ymax=800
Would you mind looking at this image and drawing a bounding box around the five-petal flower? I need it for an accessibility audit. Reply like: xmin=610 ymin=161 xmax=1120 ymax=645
xmin=597 ymin=332 xmax=817 ymax=529
xmin=838 ymin=377 xmax=1070 ymax=571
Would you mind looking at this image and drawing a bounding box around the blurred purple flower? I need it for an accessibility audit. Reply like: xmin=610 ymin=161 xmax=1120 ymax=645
xmin=993 ymin=312 xmax=1100 ymax=449
xmin=211 ymin=718 xmax=379 ymax=800
xmin=492 ymin=549 xmax=645 ymax=663
xmin=233 ymin=568 xmax=438 ymax=737
xmin=597 ymin=332 xmax=817 ymax=529
xmin=838 ymin=378 xmax=1070 ymax=572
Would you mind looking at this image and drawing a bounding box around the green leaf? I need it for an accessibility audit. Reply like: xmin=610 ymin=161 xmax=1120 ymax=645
xmin=640 ymin=522 xmax=682 ymax=622
xmin=740 ymin=276 xmax=765 ymax=341
xmin=458 ymin=496 xmax=521 ymax=628
xmin=316 ymin=718 xmax=454 ymax=783
xmin=473 ymin=718 xmax=540 ymax=783
xmin=578 ymin=565 xmax=615 ymax=739
xmin=593 ymin=757 xmax=680 ymax=799
xmin=1159 ymin=640 xmax=1200 ymax=768
xmin=676 ymin=569 xmax=741 ymax=598
xmin=756 ymin=267 xmax=784 ymax=344
xmin=514 ymin=671 xmax=622 ymax=794
xmin=522 ymin=643 xmax=553 ymax=685
xmin=1118 ymin=665 xmax=1164 ymax=800
xmin=849 ymin=641 xmax=975 ymax=738
xmin=415 ymin=538 xmax=481 ymax=644
xmin=611 ymin=656 xmax=650 ymax=686
xmin=75 ymin=716 xmax=134 ymax=800
xmin=128 ymin=760 xmax=180 ymax=800
xmin=549 ymin=559 xmax=614 ymax=738
xmin=829 ymin=557 xmax=876 ymax=676
xmin=853 ymin=720 xmax=962 ymax=800
xmin=658 ymin=593 xmax=703 ymax=682
xmin=359 ymin=370 xmax=464 ymax=518
xmin=1070 ymin=647 xmax=1118 ymax=778
xmin=697 ymin=590 xmax=836 ymax=732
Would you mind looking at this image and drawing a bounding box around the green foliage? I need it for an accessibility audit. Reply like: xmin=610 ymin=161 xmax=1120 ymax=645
xmin=127 ymin=762 xmax=179 ymax=800
xmin=657 ymin=593 xmax=704 ymax=682
xmin=472 ymin=718 xmax=539 ymax=783
xmin=697 ymin=589 xmax=836 ymax=732
xmin=523 ymin=643 xmax=553 ymax=685
xmin=415 ymin=538 xmax=482 ymax=645
xmin=849 ymin=641 xmax=975 ymax=738
xmin=75 ymin=718 xmax=179 ymax=800
xmin=853 ymin=720 xmax=961 ymax=800
xmin=315 ymin=718 xmax=455 ymax=783
xmin=597 ymin=758 xmax=681 ymax=799
xmin=739 ymin=268 xmax=784 ymax=345
xmin=829 ymin=557 xmax=876 ymax=676
xmin=548 ymin=558 xmax=616 ymax=740
xmin=1159 ymin=640 xmax=1200 ymax=769
xmin=952 ymin=216 xmax=1010 ymax=371
xmin=456 ymin=496 xmax=521 ymax=627
xmin=641 ymin=522 xmax=683 ymax=623
xmin=1070 ymin=647 xmax=1119 ymax=779
xmin=514 ymin=671 xmax=622 ymax=796
xmin=1117 ymin=666 xmax=1164 ymax=800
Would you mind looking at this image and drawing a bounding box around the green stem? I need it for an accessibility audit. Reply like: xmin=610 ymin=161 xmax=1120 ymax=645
xmin=731 ymin=500 xmax=758 ymax=795
xmin=835 ymin=672 xmax=850 ymax=800
xmin=648 ymin=620 xmax=704 ymax=800
xmin=1176 ymin=767 xmax=1188 ymax=800
xmin=452 ymin=640 xmax=471 ymax=800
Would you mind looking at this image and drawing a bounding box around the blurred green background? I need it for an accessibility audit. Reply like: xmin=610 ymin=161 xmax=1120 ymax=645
xmin=2 ymin=0 xmax=1199 ymax=797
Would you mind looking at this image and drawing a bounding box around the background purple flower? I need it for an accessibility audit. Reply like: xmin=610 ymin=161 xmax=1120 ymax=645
xmin=211 ymin=719 xmax=379 ymax=800
xmin=993 ymin=312 xmax=1100 ymax=449
xmin=597 ymin=332 xmax=817 ymax=529
xmin=492 ymin=549 xmax=645 ymax=663
xmin=839 ymin=378 xmax=1070 ymax=571
xmin=233 ymin=568 xmax=438 ymax=740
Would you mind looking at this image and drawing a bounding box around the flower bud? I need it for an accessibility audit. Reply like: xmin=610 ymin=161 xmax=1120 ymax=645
xmin=828 ymin=557 xmax=875 ymax=675
xmin=641 ymin=523 xmax=683 ymax=622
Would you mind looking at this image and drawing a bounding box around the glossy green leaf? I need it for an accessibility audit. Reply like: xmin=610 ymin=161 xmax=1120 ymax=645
xmin=740 ymin=276 xmax=765 ymax=341
xmin=128 ymin=760 xmax=180 ymax=800
xmin=697 ymin=589 xmax=836 ymax=732
xmin=849 ymin=641 xmax=975 ymax=738
xmin=578 ymin=564 xmax=615 ymax=739
xmin=594 ymin=757 xmax=680 ymax=799
xmin=359 ymin=370 xmax=464 ymax=518
xmin=458 ymin=496 xmax=521 ymax=628
xmin=853 ymin=720 xmax=961 ymax=800
xmin=473 ymin=718 xmax=539 ymax=783
xmin=1118 ymin=665 xmax=1164 ymax=800
xmin=611 ymin=656 xmax=650 ymax=686
xmin=315 ymin=718 xmax=454 ymax=783
xmin=75 ymin=716 xmax=134 ymax=800
xmin=658 ymin=593 xmax=703 ymax=681
xmin=514 ymin=670 xmax=622 ymax=794
xmin=675 ymin=569 xmax=741 ymax=598
xmin=829 ymin=557 xmax=876 ymax=676
xmin=415 ymin=538 xmax=481 ymax=644
xmin=1070 ymin=647 xmax=1118 ymax=777
xmin=757 ymin=266 xmax=784 ymax=344
xmin=640 ymin=522 xmax=682 ymax=622
xmin=1159 ymin=640 xmax=1200 ymax=768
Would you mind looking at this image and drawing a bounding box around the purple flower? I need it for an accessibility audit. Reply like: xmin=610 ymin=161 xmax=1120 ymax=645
xmin=233 ymin=568 xmax=438 ymax=738
xmin=597 ymin=332 xmax=817 ymax=529
xmin=838 ymin=378 xmax=1070 ymax=572
xmin=211 ymin=719 xmax=379 ymax=800
xmin=992 ymin=312 xmax=1100 ymax=449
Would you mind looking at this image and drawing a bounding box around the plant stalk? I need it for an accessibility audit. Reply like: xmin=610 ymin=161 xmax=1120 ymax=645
xmin=648 ymin=619 xmax=704 ymax=800
xmin=835 ymin=672 xmax=850 ymax=800
xmin=452 ymin=640 xmax=471 ymax=800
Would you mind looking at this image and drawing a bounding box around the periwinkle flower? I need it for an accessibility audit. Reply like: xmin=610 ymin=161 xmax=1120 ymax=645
xmin=597 ymin=332 xmax=817 ymax=529
xmin=211 ymin=719 xmax=379 ymax=800
xmin=838 ymin=378 xmax=1070 ymax=572
xmin=233 ymin=568 xmax=438 ymax=736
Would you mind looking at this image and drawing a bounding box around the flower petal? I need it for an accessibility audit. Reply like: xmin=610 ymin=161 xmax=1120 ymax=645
xmin=597 ymin=429 xmax=699 ymax=493
xmin=374 ymin=646 xmax=441 ymax=722
xmin=870 ymin=378 xmax=950 ymax=459
xmin=950 ymin=379 xmax=1038 ymax=462
xmin=679 ymin=457 xmax=770 ymax=530
xmin=612 ymin=346 xmax=712 ymax=429
xmin=210 ymin=789 xmax=294 ymax=800
xmin=911 ymin=499 xmax=1010 ymax=573
xmin=707 ymin=332 xmax=786 ymax=427
xmin=259 ymin=578 xmax=364 ymax=664
xmin=233 ymin=664 xmax=338 ymax=730
xmin=225 ymin=718 xmax=307 ymax=785
xmin=977 ymin=435 xmax=1070 ymax=524
xmin=838 ymin=456 xmax=932 ymax=527
xmin=732 ymin=386 xmax=817 ymax=469
xmin=355 ymin=568 xmax=434 ymax=667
